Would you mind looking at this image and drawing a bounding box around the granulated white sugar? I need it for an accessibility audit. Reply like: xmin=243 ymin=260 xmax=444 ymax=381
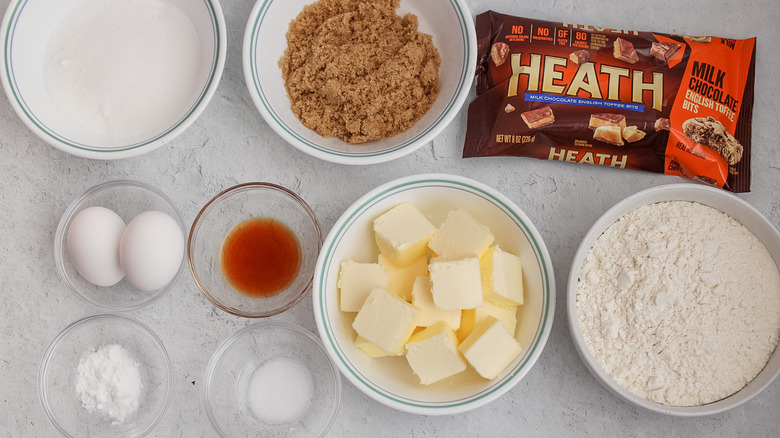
xmin=577 ymin=201 xmax=780 ymax=406
xmin=248 ymin=357 xmax=313 ymax=424
xmin=43 ymin=0 xmax=201 ymax=142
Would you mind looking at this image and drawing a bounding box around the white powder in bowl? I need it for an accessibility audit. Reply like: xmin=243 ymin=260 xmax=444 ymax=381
xmin=75 ymin=344 xmax=143 ymax=424
xmin=248 ymin=357 xmax=313 ymax=424
xmin=43 ymin=0 xmax=201 ymax=142
xmin=577 ymin=201 xmax=780 ymax=406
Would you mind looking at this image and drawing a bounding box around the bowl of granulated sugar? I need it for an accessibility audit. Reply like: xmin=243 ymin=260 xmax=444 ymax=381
xmin=203 ymin=321 xmax=341 ymax=437
xmin=567 ymin=183 xmax=780 ymax=416
xmin=0 ymin=0 xmax=226 ymax=159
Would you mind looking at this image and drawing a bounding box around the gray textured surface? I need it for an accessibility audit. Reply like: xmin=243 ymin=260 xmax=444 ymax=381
xmin=1 ymin=0 xmax=779 ymax=436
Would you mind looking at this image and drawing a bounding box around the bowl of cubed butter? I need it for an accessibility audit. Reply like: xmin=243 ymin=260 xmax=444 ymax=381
xmin=312 ymin=173 xmax=555 ymax=414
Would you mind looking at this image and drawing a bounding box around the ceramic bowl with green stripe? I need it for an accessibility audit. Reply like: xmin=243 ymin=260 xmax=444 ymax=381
xmin=313 ymin=174 xmax=555 ymax=414
xmin=0 ymin=0 xmax=226 ymax=159
xmin=243 ymin=0 xmax=476 ymax=165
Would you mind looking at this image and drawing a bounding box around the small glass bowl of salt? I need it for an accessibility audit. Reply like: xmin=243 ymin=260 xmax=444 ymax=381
xmin=203 ymin=321 xmax=341 ymax=437
xmin=38 ymin=313 xmax=172 ymax=437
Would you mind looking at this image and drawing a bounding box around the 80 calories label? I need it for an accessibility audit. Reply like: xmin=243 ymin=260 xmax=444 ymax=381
xmin=465 ymin=11 xmax=756 ymax=192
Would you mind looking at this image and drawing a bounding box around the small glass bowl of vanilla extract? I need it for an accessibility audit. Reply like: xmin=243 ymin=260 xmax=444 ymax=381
xmin=188 ymin=183 xmax=322 ymax=317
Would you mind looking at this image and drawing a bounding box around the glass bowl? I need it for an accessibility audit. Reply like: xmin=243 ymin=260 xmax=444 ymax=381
xmin=203 ymin=321 xmax=341 ymax=437
xmin=188 ymin=182 xmax=322 ymax=318
xmin=38 ymin=314 xmax=173 ymax=437
xmin=54 ymin=180 xmax=186 ymax=311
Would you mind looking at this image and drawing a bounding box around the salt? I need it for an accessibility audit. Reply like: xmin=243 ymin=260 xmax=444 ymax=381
xmin=43 ymin=0 xmax=201 ymax=143
xmin=75 ymin=344 xmax=143 ymax=424
xmin=248 ymin=357 xmax=313 ymax=424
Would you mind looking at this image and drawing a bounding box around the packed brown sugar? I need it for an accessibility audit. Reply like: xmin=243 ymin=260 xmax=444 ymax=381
xmin=279 ymin=0 xmax=441 ymax=144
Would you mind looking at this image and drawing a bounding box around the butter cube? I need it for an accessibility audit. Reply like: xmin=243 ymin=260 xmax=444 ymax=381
xmin=373 ymin=202 xmax=437 ymax=266
xmin=459 ymin=316 xmax=523 ymax=380
xmin=338 ymin=261 xmax=389 ymax=312
xmin=428 ymin=209 xmax=494 ymax=259
xmin=405 ymin=322 xmax=467 ymax=385
xmin=457 ymin=300 xmax=517 ymax=342
xmin=428 ymin=257 xmax=483 ymax=311
xmin=411 ymin=276 xmax=461 ymax=330
xmin=481 ymin=246 xmax=524 ymax=307
xmin=378 ymin=253 xmax=428 ymax=302
xmin=355 ymin=335 xmax=399 ymax=358
xmin=352 ymin=288 xmax=421 ymax=354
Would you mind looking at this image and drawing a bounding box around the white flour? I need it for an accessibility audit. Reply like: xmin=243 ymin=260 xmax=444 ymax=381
xmin=75 ymin=344 xmax=143 ymax=424
xmin=44 ymin=0 xmax=201 ymax=142
xmin=577 ymin=201 xmax=780 ymax=406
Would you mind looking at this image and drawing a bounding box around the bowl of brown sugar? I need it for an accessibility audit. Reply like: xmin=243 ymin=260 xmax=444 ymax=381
xmin=243 ymin=0 xmax=476 ymax=164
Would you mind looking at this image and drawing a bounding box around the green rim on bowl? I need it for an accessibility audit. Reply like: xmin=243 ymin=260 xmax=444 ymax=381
xmin=243 ymin=0 xmax=476 ymax=164
xmin=1 ymin=0 xmax=225 ymax=157
xmin=313 ymin=174 xmax=555 ymax=413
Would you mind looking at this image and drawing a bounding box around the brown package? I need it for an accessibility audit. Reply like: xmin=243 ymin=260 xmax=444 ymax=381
xmin=464 ymin=11 xmax=756 ymax=192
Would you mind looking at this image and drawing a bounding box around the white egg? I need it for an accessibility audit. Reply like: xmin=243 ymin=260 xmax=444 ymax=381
xmin=67 ymin=206 xmax=126 ymax=287
xmin=119 ymin=210 xmax=184 ymax=292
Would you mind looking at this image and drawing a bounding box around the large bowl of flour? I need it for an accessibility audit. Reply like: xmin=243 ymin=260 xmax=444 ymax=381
xmin=567 ymin=183 xmax=780 ymax=416
xmin=1 ymin=0 xmax=226 ymax=159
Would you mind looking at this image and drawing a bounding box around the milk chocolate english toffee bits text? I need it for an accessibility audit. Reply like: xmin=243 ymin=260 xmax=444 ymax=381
xmin=464 ymin=12 xmax=756 ymax=192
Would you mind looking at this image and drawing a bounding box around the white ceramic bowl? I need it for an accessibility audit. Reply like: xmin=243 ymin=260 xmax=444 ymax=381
xmin=243 ymin=0 xmax=476 ymax=165
xmin=567 ymin=183 xmax=780 ymax=416
xmin=313 ymin=174 xmax=555 ymax=414
xmin=0 ymin=0 xmax=226 ymax=159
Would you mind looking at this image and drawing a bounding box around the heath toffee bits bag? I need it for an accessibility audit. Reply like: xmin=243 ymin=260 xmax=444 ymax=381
xmin=464 ymin=11 xmax=756 ymax=192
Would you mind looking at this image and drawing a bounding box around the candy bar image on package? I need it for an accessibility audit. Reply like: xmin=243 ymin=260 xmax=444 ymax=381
xmin=464 ymin=11 xmax=756 ymax=192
